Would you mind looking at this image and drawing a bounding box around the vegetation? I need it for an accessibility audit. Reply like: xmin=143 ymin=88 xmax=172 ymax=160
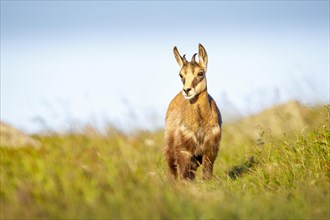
xmin=1 ymin=102 xmax=329 ymax=219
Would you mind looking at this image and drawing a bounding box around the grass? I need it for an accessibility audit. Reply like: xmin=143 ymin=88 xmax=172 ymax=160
xmin=1 ymin=103 xmax=329 ymax=219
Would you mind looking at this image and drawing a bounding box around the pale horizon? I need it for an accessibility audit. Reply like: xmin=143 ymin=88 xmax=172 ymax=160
xmin=1 ymin=1 xmax=329 ymax=133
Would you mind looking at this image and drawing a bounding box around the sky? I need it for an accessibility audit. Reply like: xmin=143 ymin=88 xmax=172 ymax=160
xmin=1 ymin=1 xmax=329 ymax=133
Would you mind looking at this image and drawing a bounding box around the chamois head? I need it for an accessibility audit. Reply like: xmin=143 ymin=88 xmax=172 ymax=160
xmin=173 ymin=44 xmax=208 ymax=100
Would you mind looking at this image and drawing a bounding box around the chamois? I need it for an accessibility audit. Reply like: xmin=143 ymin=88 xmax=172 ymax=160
xmin=164 ymin=44 xmax=222 ymax=180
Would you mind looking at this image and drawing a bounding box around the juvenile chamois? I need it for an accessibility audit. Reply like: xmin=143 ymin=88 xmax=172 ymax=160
xmin=164 ymin=44 xmax=222 ymax=180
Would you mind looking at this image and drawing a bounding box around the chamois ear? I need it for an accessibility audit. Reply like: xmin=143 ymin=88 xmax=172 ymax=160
xmin=173 ymin=46 xmax=186 ymax=68
xmin=198 ymin=43 xmax=208 ymax=70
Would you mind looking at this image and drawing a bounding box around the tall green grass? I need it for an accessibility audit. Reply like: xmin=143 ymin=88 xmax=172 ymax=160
xmin=1 ymin=105 xmax=329 ymax=219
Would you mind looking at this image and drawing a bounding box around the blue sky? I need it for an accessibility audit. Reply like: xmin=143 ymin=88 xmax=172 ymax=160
xmin=1 ymin=1 xmax=329 ymax=133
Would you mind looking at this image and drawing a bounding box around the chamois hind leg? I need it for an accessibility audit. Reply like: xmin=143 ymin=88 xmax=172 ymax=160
xmin=189 ymin=155 xmax=202 ymax=180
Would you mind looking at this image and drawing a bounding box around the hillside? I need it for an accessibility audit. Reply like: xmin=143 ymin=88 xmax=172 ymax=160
xmin=1 ymin=101 xmax=329 ymax=219
xmin=223 ymin=101 xmax=327 ymax=145
xmin=0 ymin=122 xmax=40 ymax=148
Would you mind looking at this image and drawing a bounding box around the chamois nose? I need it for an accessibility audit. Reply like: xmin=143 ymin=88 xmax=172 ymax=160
xmin=183 ymin=88 xmax=191 ymax=94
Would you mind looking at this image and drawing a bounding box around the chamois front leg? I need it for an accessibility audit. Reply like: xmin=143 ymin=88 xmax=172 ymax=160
xmin=164 ymin=147 xmax=177 ymax=179
xmin=202 ymin=144 xmax=219 ymax=180
xmin=176 ymin=149 xmax=195 ymax=180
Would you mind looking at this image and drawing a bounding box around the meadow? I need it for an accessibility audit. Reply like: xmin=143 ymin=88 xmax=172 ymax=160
xmin=1 ymin=101 xmax=329 ymax=219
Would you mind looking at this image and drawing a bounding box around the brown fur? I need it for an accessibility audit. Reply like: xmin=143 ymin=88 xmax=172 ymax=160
xmin=164 ymin=44 xmax=222 ymax=180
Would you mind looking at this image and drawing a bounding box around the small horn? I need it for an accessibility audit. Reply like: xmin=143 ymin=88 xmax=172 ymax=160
xmin=182 ymin=54 xmax=187 ymax=65
xmin=191 ymin=53 xmax=197 ymax=63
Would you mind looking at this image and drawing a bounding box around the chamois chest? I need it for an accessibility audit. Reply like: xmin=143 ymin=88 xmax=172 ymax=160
xmin=179 ymin=120 xmax=220 ymax=154
xmin=176 ymin=103 xmax=221 ymax=155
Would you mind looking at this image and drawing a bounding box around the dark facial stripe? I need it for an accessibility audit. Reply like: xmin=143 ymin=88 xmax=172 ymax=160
xmin=191 ymin=76 xmax=204 ymax=88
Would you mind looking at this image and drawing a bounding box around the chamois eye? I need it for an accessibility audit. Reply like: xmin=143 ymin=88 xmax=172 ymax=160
xmin=198 ymin=71 xmax=204 ymax=77
xmin=179 ymin=74 xmax=183 ymax=79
